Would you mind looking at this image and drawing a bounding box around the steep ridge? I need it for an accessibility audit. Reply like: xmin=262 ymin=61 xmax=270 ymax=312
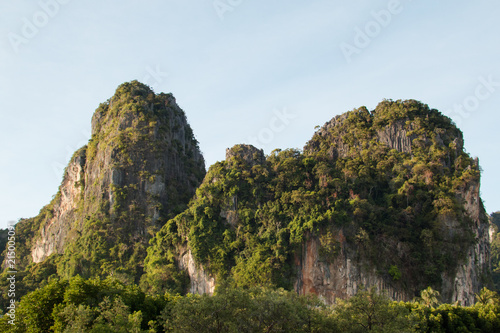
xmin=145 ymin=99 xmax=490 ymax=305
xmin=8 ymin=81 xmax=205 ymax=283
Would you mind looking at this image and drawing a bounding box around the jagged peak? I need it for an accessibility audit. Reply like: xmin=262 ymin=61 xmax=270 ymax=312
xmin=90 ymin=81 xmax=182 ymax=136
xmin=225 ymin=144 xmax=265 ymax=167
xmin=306 ymin=99 xmax=463 ymax=157
xmin=19 ymin=81 xmax=206 ymax=275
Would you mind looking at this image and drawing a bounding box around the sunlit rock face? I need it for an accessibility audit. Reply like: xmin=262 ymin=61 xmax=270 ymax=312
xmin=25 ymin=82 xmax=205 ymax=281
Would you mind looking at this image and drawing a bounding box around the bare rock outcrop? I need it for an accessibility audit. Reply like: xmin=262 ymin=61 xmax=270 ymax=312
xmin=376 ymin=119 xmax=415 ymax=153
xmin=294 ymin=232 xmax=409 ymax=304
xmin=225 ymin=144 xmax=265 ymax=166
xmin=179 ymin=249 xmax=216 ymax=295
xmin=31 ymin=148 xmax=85 ymax=262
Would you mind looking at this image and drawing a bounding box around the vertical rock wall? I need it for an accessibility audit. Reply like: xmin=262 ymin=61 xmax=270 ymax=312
xmin=31 ymin=148 xmax=86 ymax=263
xmin=294 ymin=232 xmax=410 ymax=304
xmin=28 ymin=82 xmax=205 ymax=268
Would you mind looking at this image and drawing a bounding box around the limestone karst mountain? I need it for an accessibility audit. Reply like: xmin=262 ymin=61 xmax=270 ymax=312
xmin=1 ymin=87 xmax=491 ymax=310
xmin=6 ymin=81 xmax=205 ymax=286
xmin=145 ymin=100 xmax=490 ymax=305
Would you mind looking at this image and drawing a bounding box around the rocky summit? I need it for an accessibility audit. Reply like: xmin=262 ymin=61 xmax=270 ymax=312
xmin=8 ymin=81 xmax=205 ymax=285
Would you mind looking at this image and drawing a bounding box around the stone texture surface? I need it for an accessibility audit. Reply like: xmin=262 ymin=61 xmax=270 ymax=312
xmin=376 ymin=119 xmax=415 ymax=153
xmin=294 ymin=232 xmax=408 ymax=304
xmin=18 ymin=96 xmax=491 ymax=304
xmin=225 ymin=144 xmax=265 ymax=166
xmin=179 ymin=249 xmax=216 ymax=295
xmin=28 ymin=82 xmax=206 ymax=268
xmin=297 ymin=110 xmax=490 ymax=305
xmin=32 ymin=148 xmax=85 ymax=263
xmin=448 ymin=173 xmax=491 ymax=305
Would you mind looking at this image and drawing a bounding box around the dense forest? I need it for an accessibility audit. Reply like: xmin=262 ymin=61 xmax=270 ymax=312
xmin=1 ymin=277 xmax=500 ymax=332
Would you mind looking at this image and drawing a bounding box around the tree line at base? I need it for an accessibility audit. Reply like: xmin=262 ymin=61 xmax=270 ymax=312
xmin=1 ymin=276 xmax=499 ymax=333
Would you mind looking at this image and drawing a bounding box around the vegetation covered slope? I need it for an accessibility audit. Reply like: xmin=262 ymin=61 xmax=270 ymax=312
xmin=0 ymin=81 xmax=205 ymax=309
xmin=144 ymin=99 xmax=489 ymax=302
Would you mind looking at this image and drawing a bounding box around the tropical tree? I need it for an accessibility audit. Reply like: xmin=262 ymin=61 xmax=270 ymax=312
xmin=416 ymin=286 xmax=441 ymax=308
xmin=333 ymin=287 xmax=414 ymax=332
xmin=475 ymin=287 xmax=499 ymax=306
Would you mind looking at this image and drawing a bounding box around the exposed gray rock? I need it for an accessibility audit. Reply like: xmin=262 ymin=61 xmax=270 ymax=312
xmin=226 ymin=144 xmax=265 ymax=166
xmin=32 ymin=148 xmax=85 ymax=263
xmin=179 ymin=249 xmax=216 ymax=295
xmin=294 ymin=232 xmax=408 ymax=304
xmin=376 ymin=119 xmax=415 ymax=153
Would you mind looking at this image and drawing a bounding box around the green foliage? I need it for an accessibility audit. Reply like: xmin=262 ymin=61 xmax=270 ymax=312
xmin=319 ymin=230 xmax=341 ymax=261
xmin=414 ymin=286 xmax=441 ymax=308
xmin=0 ymin=276 xmax=167 ymax=332
xmin=333 ymin=287 xmax=415 ymax=332
xmin=389 ymin=265 xmax=402 ymax=281
xmin=0 ymin=279 xmax=68 ymax=332
xmin=0 ymin=229 xmax=8 ymax=258
xmin=1 ymin=278 xmax=500 ymax=333
xmin=145 ymin=99 xmax=480 ymax=296
xmin=475 ymin=287 xmax=500 ymax=306
xmin=405 ymin=289 xmax=500 ymax=333
xmin=491 ymin=212 xmax=500 ymax=229
xmin=0 ymin=253 xmax=60 ymax=311
xmin=164 ymin=285 xmax=337 ymax=332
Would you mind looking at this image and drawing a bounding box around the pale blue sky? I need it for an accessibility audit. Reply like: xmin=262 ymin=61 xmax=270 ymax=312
xmin=1 ymin=1 xmax=499 ymax=229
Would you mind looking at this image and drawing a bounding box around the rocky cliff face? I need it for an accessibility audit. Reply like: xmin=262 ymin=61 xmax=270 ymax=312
xmin=143 ymin=100 xmax=490 ymax=303
xmin=174 ymin=144 xmax=265 ymax=293
xmin=298 ymin=112 xmax=419 ymax=302
xmin=294 ymin=231 xmax=408 ymax=304
xmin=376 ymin=119 xmax=415 ymax=154
xmin=298 ymin=100 xmax=490 ymax=305
xmin=31 ymin=148 xmax=85 ymax=263
xmin=445 ymin=170 xmax=491 ymax=305
xmin=294 ymin=190 xmax=490 ymax=306
xmin=22 ymin=81 xmax=206 ymax=279
xmin=179 ymin=249 xmax=216 ymax=295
